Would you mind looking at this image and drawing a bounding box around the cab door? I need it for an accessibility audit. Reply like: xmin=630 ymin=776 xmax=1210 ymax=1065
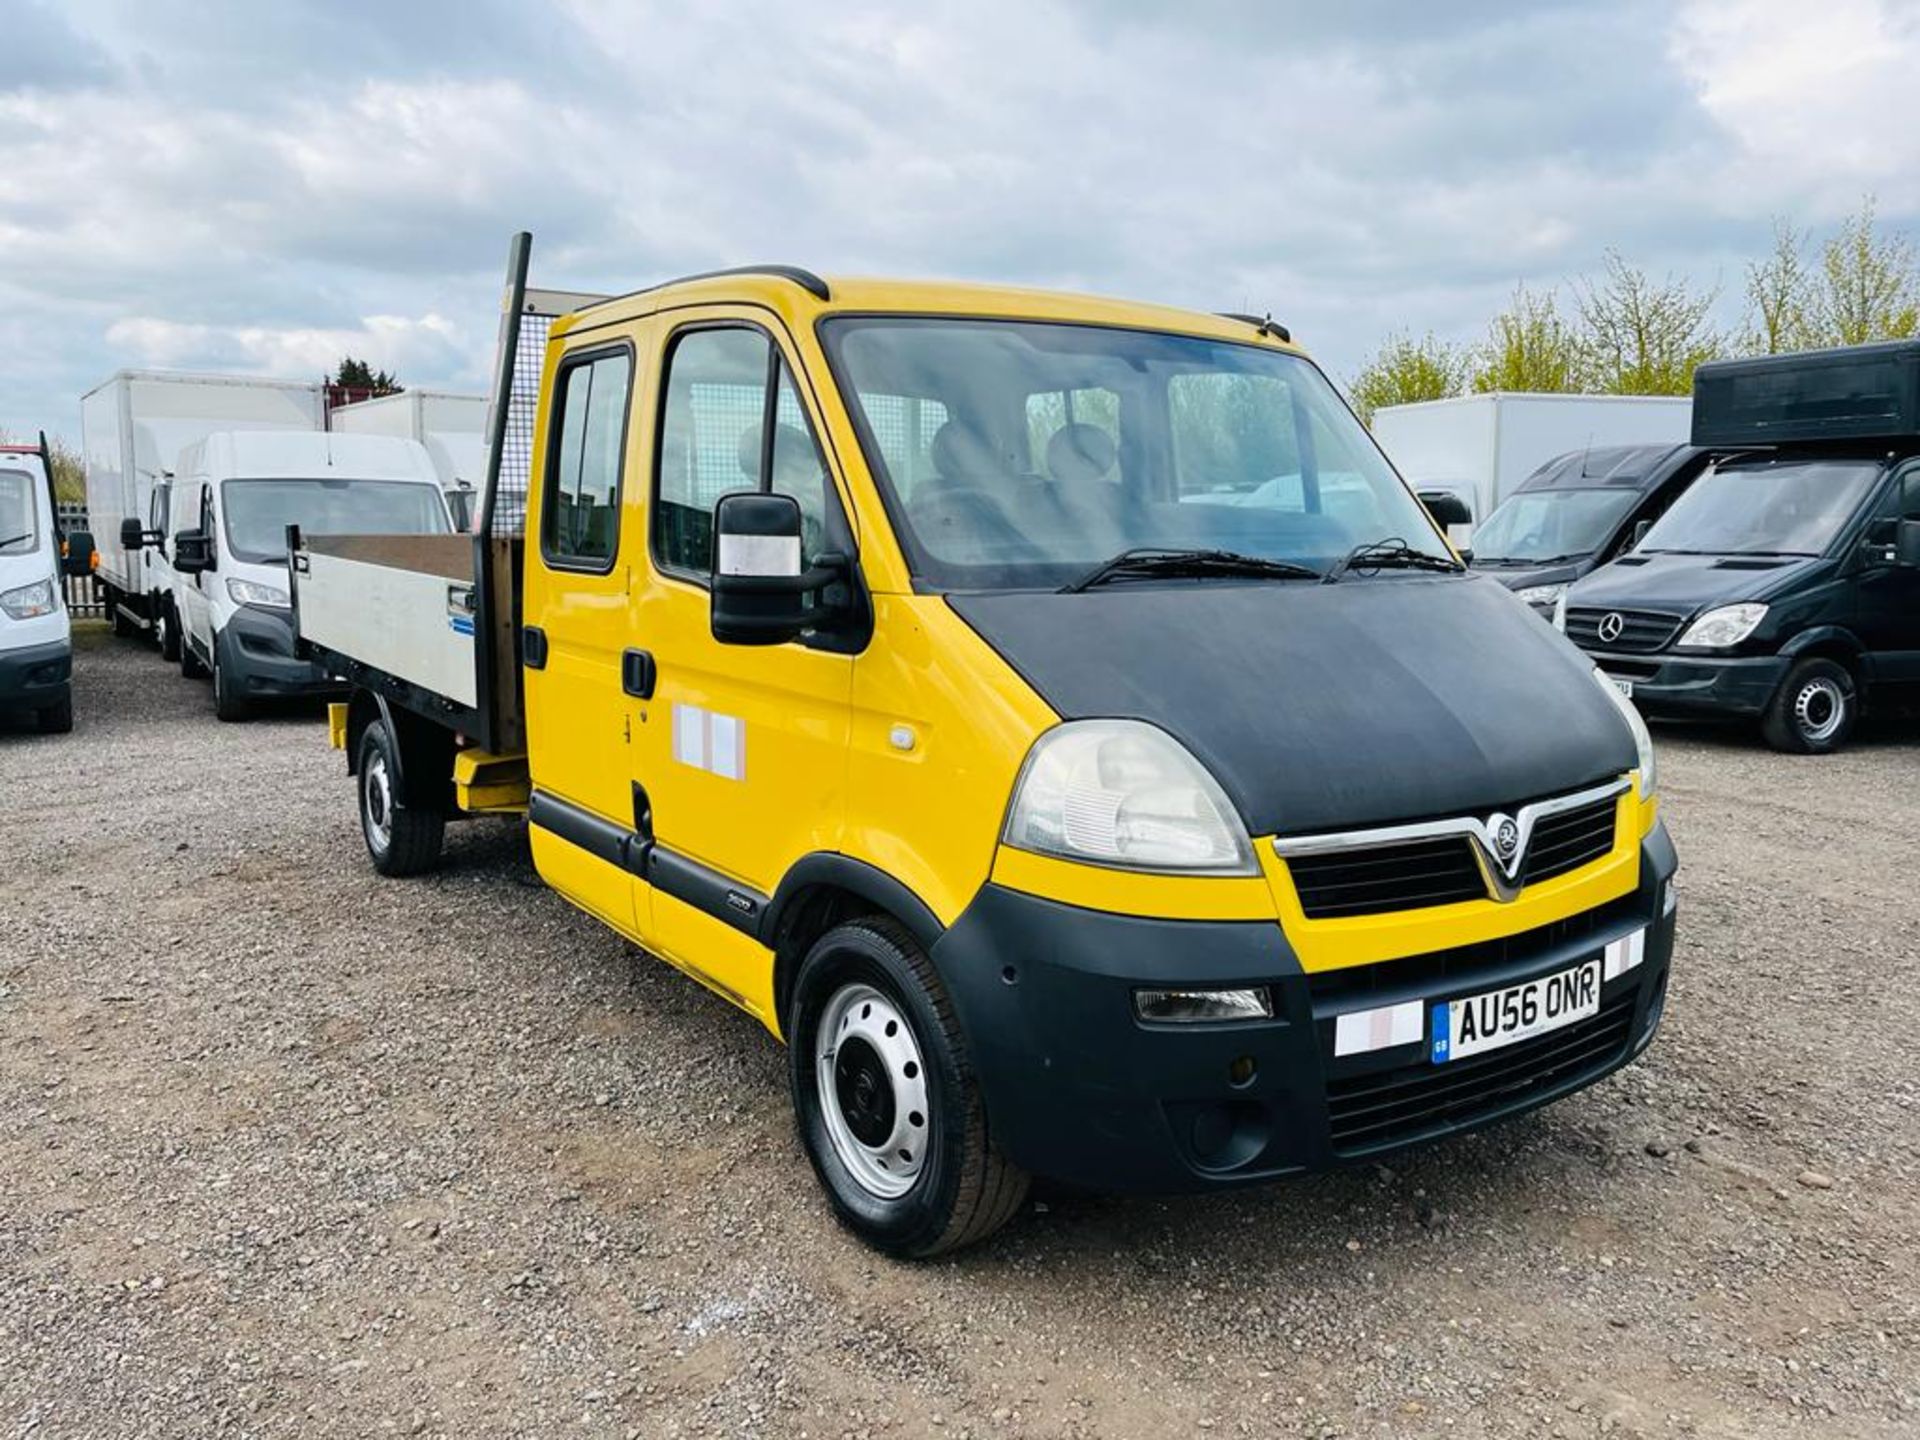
xmin=522 ymin=332 xmax=651 ymax=938
xmin=178 ymin=480 xmax=216 ymax=659
xmin=629 ymin=315 xmax=857 ymax=1020
xmin=1856 ymin=465 xmax=1920 ymax=694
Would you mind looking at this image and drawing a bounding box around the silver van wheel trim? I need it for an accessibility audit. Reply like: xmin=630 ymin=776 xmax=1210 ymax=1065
xmin=1794 ymin=676 xmax=1846 ymax=743
xmin=362 ymin=751 xmax=394 ymax=854
xmin=817 ymin=982 xmax=929 ymax=1200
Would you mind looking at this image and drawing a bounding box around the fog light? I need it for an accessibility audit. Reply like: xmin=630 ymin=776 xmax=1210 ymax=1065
xmin=1661 ymin=878 xmax=1677 ymax=917
xmin=1134 ymin=987 xmax=1272 ymax=1023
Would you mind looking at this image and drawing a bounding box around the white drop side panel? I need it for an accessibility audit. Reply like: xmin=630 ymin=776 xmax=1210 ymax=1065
xmin=298 ymin=552 xmax=478 ymax=708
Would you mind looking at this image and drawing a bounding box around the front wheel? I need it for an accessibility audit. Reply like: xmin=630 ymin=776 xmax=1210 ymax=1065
xmin=211 ymin=638 xmax=251 ymax=722
xmin=356 ymin=717 xmax=445 ymax=876
xmin=156 ymin=602 xmax=181 ymax=663
xmin=789 ymin=918 xmax=1028 ymax=1258
xmin=1761 ymin=657 xmax=1856 ymax=754
xmin=37 ymin=692 xmax=74 ymax=735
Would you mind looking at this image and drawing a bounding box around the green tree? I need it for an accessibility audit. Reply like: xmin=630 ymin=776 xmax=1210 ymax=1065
xmin=1741 ymin=220 xmax=1816 ymax=355
xmin=1812 ymin=198 xmax=1918 ymax=345
xmin=0 ymin=429 xmax=84 ymax=503
xmin=1471 ymin=283 xmax=1590 ymax=393
xmin=1576 ymin=251 xmax=1721 ymax=395
xmin=332 ymin=357 xmax=402 ymax=395
xmin=1347 ymin=332 xmax=1470 ymax=424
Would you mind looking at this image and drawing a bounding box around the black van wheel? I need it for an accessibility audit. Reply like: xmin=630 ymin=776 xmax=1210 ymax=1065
xmin=37 ymin=693 xmax=74 ymax=735
xmin=156 ymin=601 xmax=181 ymax=662
xmin=211 ymin=642 xmax=251 ymax=723
xmin=356 ymin=718 xmax=444 ymax=876
xmin=1762 ymin=657 xmax=1856 ymax=754
xmin=789 ymin=918 xmax=1029 ymax=1258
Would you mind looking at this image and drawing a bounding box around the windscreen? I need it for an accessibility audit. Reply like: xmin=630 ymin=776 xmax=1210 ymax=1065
xmin=1472 ymin=488 xmax=1638 ymax=563
xmin=0 ymin=469 xmax=38 ymax=554
xmin=1638 ymin=459 xmax=1881 ymax=557
xmin=222 ymin=479 xmax=449 ymax=563
xmin=820 ymin=317 xmax=1440 ymax=589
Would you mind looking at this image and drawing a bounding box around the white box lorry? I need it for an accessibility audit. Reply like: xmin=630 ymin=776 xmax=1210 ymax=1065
xmin=328 ymin=390 xmax=488 ymax=528
xmin=80 ymin=370 xmax=326 ymax=641
xmin=1371 ymin=393 xmax=1692 ymax=532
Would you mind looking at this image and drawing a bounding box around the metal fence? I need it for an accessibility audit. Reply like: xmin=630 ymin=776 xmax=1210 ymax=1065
xmin=55 ymin=502 xmax=105 ymax=619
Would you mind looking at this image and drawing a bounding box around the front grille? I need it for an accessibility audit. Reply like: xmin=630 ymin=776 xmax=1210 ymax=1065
xmin=1326 ymin=989 xmax=1637 ymax=1153
xmin=1521 ymin=794 xmax=1618 ymax=885
xmin=1286 ymin=838 xmax=1484 ymax=919
xmin=1565 ymin=606 xmax=1683 ymax=653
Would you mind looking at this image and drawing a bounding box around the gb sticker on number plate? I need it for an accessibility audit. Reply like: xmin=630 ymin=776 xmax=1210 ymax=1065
xmin=1430 ymin=958 xmax=1603 ymax=1064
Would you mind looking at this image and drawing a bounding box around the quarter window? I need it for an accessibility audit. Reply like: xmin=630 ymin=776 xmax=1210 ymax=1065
xmin=543 ymin=348 xmax=632 ymax=568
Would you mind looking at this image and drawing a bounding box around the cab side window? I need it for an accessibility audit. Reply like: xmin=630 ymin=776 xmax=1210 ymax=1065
xmin=655 ymin=326 xmax=845 ymax=580
xmin=543 ymin=347 xmax=633 ymax=570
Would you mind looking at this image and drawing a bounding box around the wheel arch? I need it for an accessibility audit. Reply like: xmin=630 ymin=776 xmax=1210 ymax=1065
xmin=345 ymin=688 xmax=455 ymax=812
xmin=1777 ymin=625 xmax=1865 ymax=675
xmin=760 ymin=855 xmax=947 ymax=1034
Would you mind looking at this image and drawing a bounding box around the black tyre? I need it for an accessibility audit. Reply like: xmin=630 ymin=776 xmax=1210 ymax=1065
xmin=211 ymin=640 xmax=251 ymax=723
xmin=789 ymin=918 xmax=1028 ymax=1258
xmin=156 ymin=601 xmax=181 ymax=662
xmin=1761 ymin=657 xmax=1856 ymax=754
xmin=356 ymin=718 xmax=445 ymax=876
xmin=37 ymin=693 xmax=74 ymax=735
xmin=108 ymin=590 xmax=136 ymax=638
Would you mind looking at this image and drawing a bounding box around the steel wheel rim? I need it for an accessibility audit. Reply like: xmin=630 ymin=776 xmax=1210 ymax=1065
xmin=1794 ymin=676 xmax=1845 ymax=743
xmin=817 ymin=982 xmax=930 ymax=1199
xmin=362 ymin=751 xmax=393 ymax=854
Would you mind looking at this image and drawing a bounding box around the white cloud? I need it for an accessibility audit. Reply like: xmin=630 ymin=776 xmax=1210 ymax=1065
xmin=103 ymin=313 xmax=476 ymax=384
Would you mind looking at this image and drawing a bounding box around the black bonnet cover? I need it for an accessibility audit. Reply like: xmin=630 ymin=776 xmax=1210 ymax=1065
xmin=949 ymin=576 xmax=1637 ymax=836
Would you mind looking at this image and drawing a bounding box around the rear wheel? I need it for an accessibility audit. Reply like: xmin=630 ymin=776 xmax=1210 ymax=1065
xmin=108 ymin=590 xmax=136 ymax=638
xmin=1761 ymin=656 xmax=1856 ymax=754
xmin=789 ymin=918 xmax=1028 ymax=1257
xmin=357 ymin=717 xmax=445 ymax=876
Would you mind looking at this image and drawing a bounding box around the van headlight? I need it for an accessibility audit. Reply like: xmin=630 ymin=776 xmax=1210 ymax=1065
xmin=1004 ymin=719 xmax=1257 ymax=874
xmin=227 ymin=578 xmax=290 ymax=609
xmin=1514 ymin=582 xmax=1568 ymax=613
xmin=1551 ymin=589 xmax=1569 ymax=632
xmin=0 ymin=577 xmax=57 ymax=620
xmin=1593 ymin=667 xmax=1656 ymax=798
xmin=1675 ymin=602 xmax=1766 ymax=650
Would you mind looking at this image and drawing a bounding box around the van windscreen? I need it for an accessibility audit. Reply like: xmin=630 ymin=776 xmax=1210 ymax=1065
xmin=221 ymin=479 xmax=449 ymax=563
xmin=1637 ymin=459 xmax=1880 ymax=558
xmin=0 ymin=469 xmax=39 ymax=554
xmin=820 ymin=318 xmax=1441 ymax=590
xmin=1472 ymin=488 xmax=1639 ymax=564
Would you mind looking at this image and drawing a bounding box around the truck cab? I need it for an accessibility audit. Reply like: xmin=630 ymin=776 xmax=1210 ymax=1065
xmin=296 ymin=246 xmax=1677 ymax=1256
xmin=1471 ymin=443 xmax=1714 ymax=617
xmin=0 ymin=440 xmax=80 ymax=733
xmin=1561 ymin=342 xmax=1920 ymax=753
xmin=166 ymin=431 xmax=452 ymax=720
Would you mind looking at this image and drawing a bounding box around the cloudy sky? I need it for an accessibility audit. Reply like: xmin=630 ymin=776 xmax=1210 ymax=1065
xmin=4 ymin=0 xmax=1918 ymax=444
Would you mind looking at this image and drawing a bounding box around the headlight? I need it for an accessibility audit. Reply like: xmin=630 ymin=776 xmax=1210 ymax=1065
xmin=1551 ymin=589 xmax=1569 ymax=632
xmin=1514 ymin=582 xmax=1568 ymax=612
xmin=1593 ymin=667 xmax=1656 ymax=798
xmin=1004 ymin=718 xmax=1256 ymax=874
xmin=1675 ymin=602 xmax=1767 ymax=650
xmin=227 ymin=578 xmax=290 ymax=609
xmin=0 ymin=577 xmax=56 ymax=620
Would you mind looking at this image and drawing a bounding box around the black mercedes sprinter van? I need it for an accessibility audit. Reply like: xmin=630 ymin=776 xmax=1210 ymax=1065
xmin=1561 ymin=341 xmax=1920 ymax=753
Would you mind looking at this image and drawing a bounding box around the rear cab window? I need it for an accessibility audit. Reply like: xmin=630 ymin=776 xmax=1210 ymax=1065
xmin=543 ymin=346 xmax=634 ymax=570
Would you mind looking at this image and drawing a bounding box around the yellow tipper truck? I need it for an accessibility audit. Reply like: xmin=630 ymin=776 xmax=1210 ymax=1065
xmin=293 ymin=235 xmax=1677 ymax=1256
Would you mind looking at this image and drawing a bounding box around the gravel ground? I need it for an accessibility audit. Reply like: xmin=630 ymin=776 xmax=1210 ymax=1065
xmin=3 ymin=625 xmax=1918 ymax=1440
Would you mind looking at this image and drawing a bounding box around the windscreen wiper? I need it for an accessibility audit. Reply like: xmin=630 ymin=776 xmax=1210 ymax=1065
xmin=1062 ymin=547 xmax=1322 ymax=593
xmin=1322 ymin=537 xmax=1466 ymax=584
xmin=0 ymin=532 xmax=32 ymax=549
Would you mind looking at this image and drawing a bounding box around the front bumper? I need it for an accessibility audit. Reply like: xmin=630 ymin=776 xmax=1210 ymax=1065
xmin=932 ymin=821 xmax=1677 ymax=1193
xmin=219 ymin=606 xmax=344 ymax=699
xmin=0 ymin=637 xmax=73 ymax=709
xmin=1582 ymin=649 xmax=1787 ymax=718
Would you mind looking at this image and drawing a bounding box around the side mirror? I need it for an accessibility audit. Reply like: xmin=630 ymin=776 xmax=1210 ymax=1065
xmin=709 ymin=492 xmax=841 ymax=646
xmin=120 ymin=516 xmax=146 ymax=551
xmin=1898 ymin=518 xmax=1920 ymax=569
xmin=1627 ymin=518 xmax=1654 ymax=551
xmin=173 ymin=528 xmax=213 ymax=575
xmin=62 ymin=530 xmax=96 ymax=578
xmin=1418 ymin=490 xmax=1473 ymax=530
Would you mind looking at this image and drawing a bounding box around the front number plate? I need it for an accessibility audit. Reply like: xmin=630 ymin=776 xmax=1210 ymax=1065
xmin=1430 ymin=959 xmax=1602 ymax=1063
xmin=1603 ymin=673 xmax=1634 ymax=699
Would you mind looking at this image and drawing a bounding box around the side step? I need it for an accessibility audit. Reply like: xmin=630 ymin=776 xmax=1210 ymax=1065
xmin=454 ymin=747 xmax=531 ymax=815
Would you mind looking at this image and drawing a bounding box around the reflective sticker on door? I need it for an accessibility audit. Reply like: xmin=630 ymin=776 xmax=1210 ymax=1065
xmin=672 ymin=702 xmax=746 ymax=781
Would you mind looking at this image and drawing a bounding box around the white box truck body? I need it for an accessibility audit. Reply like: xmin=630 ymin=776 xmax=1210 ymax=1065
xmin=80 ymin=371 xmax=325 ymax=630
xmin=1372 ymin=393 xmax=1693 ymax=528
xmin=329 ymin=390 xmax=487 ymax=527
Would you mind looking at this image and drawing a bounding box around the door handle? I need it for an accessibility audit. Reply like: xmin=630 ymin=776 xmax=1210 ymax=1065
xmin=523 ymin=626 xmax=548 ymax=670
xmin=622 ymin=648 xmax=656 ymax=699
